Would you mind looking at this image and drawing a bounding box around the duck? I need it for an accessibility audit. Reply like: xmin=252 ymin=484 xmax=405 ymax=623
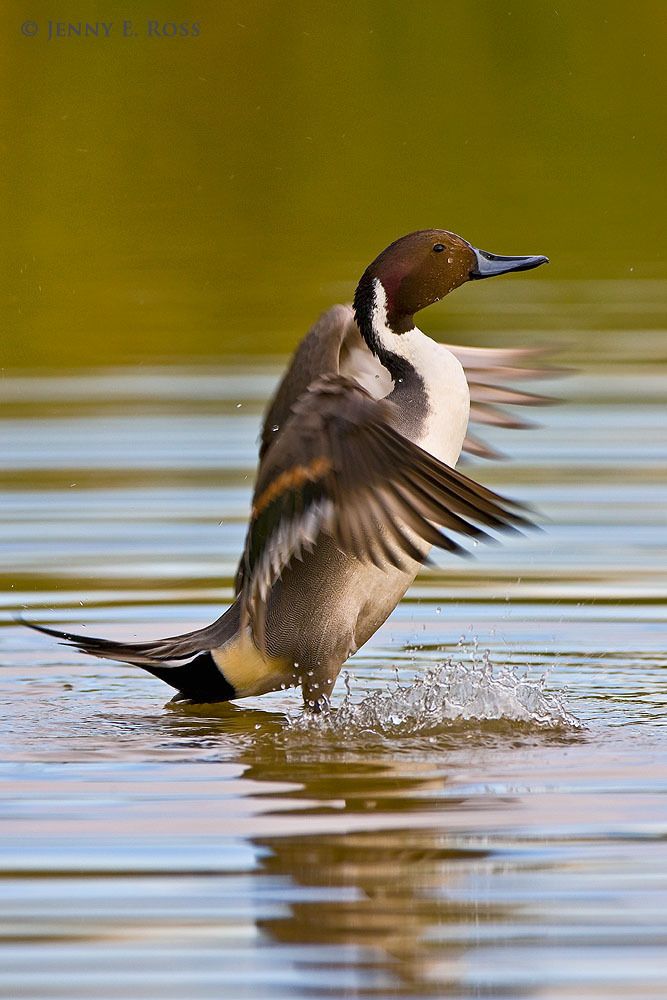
xmin=28 ymin=230 xmax=549 ymax=710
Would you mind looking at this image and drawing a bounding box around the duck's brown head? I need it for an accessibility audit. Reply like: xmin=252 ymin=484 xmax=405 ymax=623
xmin=353 ymin=229 xmax=548 ymax=337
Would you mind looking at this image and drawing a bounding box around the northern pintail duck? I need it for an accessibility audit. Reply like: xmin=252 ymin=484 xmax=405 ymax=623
xmin=30 ymin=230 xmax=549 ymax=709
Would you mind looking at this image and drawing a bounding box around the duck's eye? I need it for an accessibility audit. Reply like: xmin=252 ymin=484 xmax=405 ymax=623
xmin=433 ymin=243 xmax=446 ymax=253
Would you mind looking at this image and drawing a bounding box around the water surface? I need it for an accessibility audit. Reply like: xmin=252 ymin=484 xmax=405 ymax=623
xmin=1 ymin=310 xmax=666 ymax=998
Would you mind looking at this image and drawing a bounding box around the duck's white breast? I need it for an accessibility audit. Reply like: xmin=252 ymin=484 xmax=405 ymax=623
xmin=389 ymin=327 xmax=471 ymax=466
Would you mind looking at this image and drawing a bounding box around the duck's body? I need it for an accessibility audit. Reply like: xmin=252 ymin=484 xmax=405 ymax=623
xmin=29 ymin=230 xmax=549 ymax=708
xmin=215 ymin=305 xmax=471 ymax=705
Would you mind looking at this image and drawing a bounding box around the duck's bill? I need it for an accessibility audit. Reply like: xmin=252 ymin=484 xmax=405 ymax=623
xmin=470 ymin=248 xmax=549 ymax=279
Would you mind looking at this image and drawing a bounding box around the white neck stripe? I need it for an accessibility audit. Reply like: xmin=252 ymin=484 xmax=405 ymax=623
xmin=371 ymin=278 xmax=417 ymax=350
xmin=366 ymin=283 xmax=471 ymax=468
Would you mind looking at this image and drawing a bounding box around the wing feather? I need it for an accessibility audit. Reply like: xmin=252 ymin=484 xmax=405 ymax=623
xmin=240 ymin=374 xmax=533 ymax=647
xmin=443 ymin=342 xmax=563 ymax=458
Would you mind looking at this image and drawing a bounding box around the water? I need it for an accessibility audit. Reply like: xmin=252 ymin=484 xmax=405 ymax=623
xmin=286 ymin=658 xmax=582 ymax=737
xmin=1 ymin=313 xmax=666 ymax=999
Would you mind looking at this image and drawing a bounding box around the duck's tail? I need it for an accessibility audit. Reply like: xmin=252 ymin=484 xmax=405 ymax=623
xmin=21 ymin=600 xmax=242 ymax=702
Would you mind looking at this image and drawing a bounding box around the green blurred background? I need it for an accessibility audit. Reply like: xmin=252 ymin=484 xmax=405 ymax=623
xmin=1 ymin=0 xmax=665 ymax=367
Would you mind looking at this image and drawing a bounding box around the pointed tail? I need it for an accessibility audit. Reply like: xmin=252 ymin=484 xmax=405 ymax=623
xmin=21 ymin=600 xmax=242 ymax=702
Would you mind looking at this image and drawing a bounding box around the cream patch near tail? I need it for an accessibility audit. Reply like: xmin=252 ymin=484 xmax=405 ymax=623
xmin=210 ymin=628 xmax=291 ymax=698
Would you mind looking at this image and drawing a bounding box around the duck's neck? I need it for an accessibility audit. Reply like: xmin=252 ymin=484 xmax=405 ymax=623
xmin=353 ymin=275 xmax=418 ymax=383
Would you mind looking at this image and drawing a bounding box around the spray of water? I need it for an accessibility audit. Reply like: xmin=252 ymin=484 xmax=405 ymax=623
xmin=287 ymin=648 xmax=582 ymax=738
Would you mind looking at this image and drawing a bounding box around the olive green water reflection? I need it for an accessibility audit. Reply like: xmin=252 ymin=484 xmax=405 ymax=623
xmin=2 ymin=1 xmax=667 ymax=367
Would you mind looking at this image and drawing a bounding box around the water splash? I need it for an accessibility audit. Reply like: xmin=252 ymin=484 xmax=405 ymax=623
xmin=287 ymin=650 xmax=582 ymax=738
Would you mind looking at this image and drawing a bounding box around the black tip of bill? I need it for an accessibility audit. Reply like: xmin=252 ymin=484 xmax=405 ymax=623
xmin=470 ymin=248 xmax=549 ymax=280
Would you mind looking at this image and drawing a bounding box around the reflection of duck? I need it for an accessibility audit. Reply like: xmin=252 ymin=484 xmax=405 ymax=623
xmin=162 ymin=698 xmax=505 ymax=991
xmin=30 ymin=230 xmax=548 ymax=709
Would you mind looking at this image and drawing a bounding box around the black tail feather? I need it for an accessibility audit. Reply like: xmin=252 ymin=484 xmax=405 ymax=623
xmin=20 ymin=600 xmax=241 ymax=670
xmin=143 ymin=651 xmax=236 ymax=702
xmin=20 ymin=603 xmax=242 ymax=703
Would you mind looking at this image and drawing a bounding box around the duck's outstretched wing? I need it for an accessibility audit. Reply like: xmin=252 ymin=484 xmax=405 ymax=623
xmin=443 ymin=343 xmax=561 ymax=460
xmin=259 ymin=305 xmax=357 ymax=460
xmin=239 ymin=373 xmax=532 ymax=648
xmin=261 ymin=309 xmax=561 ymax=465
